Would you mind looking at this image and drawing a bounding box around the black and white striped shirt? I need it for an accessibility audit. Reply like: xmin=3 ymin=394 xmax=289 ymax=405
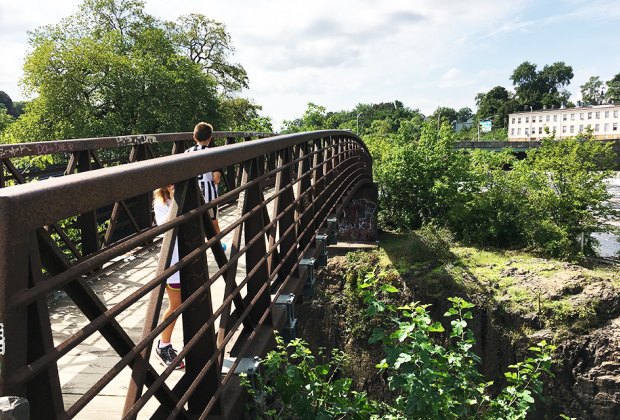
xmin=185 ymin=144 xmax=219 ymax=203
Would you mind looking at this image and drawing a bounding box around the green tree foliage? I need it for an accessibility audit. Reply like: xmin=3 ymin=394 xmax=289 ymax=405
xmin=219 ymin=97 xmax=273 ymax=132
xmin=0 ymin=106 xmax=15 ymax=134
xmin=475 ymin=86 xmax=517 ymax=128
xmin=580 ymin=76 xmax=604 ymax=105
xmin=429 ymin=106 xmax=458 ymax=127
xmin=452 ymin=134 xmax=616 ymax=258
xmin=246 ymin=285 xmax=554 ymax=419
xmin=0 ymin=91 xmax=16 ymax=117
xmin=167 ymin=14 xmax=248 ymax=94
xmin=373 ymin=121 xmax=470 ymax=230
xmin=457 ymin=107 xmax=473 ymax=123
xmin=606 ymin=72 xmax=620 ymax=103
xmin=510 ymin=61 xmax=573 ymax=109
xmin=4 ymin=0 xmax=256 ymax=143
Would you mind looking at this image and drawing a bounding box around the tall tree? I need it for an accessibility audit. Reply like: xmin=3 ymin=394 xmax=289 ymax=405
xmin=457 ymin=107 xmax=473 ymax=123
xmin=0 ymin=91 xmax=15 ymax=117
xmin=168 ymin=14 xmax=248 ymax=94
xmin=580 ymin=76 xmax=604 ymax=104
xmin=606 ymin=73 xmax=620 ymax=104
xmin=510 ymin=61 xmax=573 ymax=109
xmin=430 ymin=106 xmax=458 ymax=128
xmin=6 ymin=0 xmax=225 ymax=142
xmin=474 ymin=86 xmax=516 ymax=128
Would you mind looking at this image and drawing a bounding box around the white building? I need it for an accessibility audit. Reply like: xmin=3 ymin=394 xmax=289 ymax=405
xmin=508 ymin=104 xmax=620 ymax=141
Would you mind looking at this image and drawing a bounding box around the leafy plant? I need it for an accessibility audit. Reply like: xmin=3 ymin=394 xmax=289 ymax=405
xmin=246 ymin=282 xmax=555 ymax=419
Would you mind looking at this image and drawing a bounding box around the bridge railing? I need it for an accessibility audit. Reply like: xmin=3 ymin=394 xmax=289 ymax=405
xmin=0 ymin=130 xmax=373 ymax=418
xmin=0 ymin=131 xmax=273 ymax=262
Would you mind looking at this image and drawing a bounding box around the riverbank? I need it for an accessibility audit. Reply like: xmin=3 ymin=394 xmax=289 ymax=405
xmin=297 ymin=230 xmax=620 ymax=419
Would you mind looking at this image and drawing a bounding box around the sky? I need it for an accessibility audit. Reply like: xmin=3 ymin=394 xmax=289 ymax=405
xmin=2 ymin=0 xmax=620 ymax=130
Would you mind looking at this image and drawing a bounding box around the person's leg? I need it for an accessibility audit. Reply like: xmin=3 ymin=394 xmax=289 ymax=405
xmin=160 ymin=285 xmax=181 ymax=344
xmin=157 ymin=285 xmax=184 ymax=368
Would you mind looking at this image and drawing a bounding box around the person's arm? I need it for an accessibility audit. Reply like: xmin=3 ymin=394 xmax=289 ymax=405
xmin=213 ymin=170 xmax=222 ymax=185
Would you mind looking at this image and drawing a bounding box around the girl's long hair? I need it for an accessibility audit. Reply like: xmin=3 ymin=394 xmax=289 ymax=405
xmin=153 ymin=186 xmax=172 ymax=205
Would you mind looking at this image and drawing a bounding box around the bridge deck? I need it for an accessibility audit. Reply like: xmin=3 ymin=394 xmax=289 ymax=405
xmin=51 ymin=198 xmax=255 ymax=418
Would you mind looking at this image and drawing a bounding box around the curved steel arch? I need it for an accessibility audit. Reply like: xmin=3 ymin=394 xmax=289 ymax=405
xmin=0 ymin=130 xmax=373 ymax=418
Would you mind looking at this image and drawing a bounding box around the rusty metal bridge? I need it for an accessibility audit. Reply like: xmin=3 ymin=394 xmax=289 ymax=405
xmin=0 ymin=130 xmax=375 ymax=418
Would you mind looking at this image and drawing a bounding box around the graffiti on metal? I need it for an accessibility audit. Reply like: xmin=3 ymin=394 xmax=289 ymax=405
xmin=338 ymin=198 xmax=377 ymax=240
xmin=0 ymin=144 xmax=36 ymax=159
xmin=115 ymin=135 xmax=158 ymax=147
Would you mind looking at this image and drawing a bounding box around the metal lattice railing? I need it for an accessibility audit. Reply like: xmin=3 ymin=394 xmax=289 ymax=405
xmin=0 ymin=130 xmax=373 ymax=419
xmin=0 ymin=131 xmax=273 ymax=262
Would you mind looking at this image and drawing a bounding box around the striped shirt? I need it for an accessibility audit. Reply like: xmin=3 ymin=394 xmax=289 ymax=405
xmin=185 ymin=144 xmax=219 ymax=204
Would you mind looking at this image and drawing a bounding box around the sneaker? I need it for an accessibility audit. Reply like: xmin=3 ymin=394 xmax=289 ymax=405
xmin=156 ymin=341 xmax=185 ymax=369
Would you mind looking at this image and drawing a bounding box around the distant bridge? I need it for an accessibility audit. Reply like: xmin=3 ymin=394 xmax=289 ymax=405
xmin=0 ymin=130 xmax=375 ymax=418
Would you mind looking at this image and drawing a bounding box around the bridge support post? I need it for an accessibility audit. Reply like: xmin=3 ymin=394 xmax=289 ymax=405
xmin=274 ymin=293 xmax=297 ymax=341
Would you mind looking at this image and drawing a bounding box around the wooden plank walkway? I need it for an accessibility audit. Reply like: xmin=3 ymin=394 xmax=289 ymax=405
xmin=51 ymin=199 xmax=253 ymax=419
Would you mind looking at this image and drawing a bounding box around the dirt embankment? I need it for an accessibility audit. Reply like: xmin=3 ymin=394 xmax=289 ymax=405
xmin=296 ymin=243 xmax=620 ymax=420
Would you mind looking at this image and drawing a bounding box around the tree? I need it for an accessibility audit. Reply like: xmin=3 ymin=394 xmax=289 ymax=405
xmin=474 ymin=86 xmax=516 ymax=128
xmin=510 ymin=61 xmax=573 ymax=109
xmin=580 ymin=76 xmax=604 ymax=104
xmin=219 ymin=97 xmax=272 ymax=132
xmin=606 ymin=73 xmax=620 ymax=104
xmin=0 ymin=91 xmax=15 ymax=117
xmin=168 ymin=14 xmax=248 ymax=94
xmin=0 ymin=106 xmax=14 ymax=135
xmin=457 ymin=107 xmax=473 ymax=123
xmin=6 ymin=0 xmax=223 ymax=142
xmin=430 ymin=106 xmax=458 ymax=127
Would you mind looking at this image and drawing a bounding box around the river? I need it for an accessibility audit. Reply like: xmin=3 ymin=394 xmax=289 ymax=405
xmin=593 ymin=172 xmax=620 ymax=258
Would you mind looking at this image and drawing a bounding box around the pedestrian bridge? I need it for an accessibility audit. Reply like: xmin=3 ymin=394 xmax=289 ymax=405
xmin=0 ymin=130 xmax=375 ymax=418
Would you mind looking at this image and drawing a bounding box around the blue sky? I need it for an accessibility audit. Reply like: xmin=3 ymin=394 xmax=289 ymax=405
xmin=1 ymin=0 xmax=620 ymax=129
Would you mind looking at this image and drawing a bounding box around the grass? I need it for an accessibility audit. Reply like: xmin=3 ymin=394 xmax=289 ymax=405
xmin=372 ymin=229 xmax=620 ymax=338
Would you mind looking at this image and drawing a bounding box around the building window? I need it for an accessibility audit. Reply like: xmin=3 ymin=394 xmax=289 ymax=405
xmin=512 ymin=117 xmax=515 ymax=124
xmin=579 ymin=125 xmax=584 ymax=132
xmin=511 ymin=128 xmax=514 ymax=135
xmin=570 ymin=113 xmax=575 ymax=120
xmin=605 ymin=111 xmax=610 ymax=118
xmin=614 ymin=110 xmax=619 ymax=118
xmin=614 ymin=123 xmax=618 ymax=131
xmin=539 ymin=127 xmax=543 ymax=134
xmin=538 ymin=116 xmax=542 ymax=122
xmin=595 ymin=112 xmax=600 ymax=119
xmin=525 ymin=117 xmax=529 ymax=123
xmin=525 ymin=128 xmax=529 ymax=135
xmin=588 ymin=112 xmax=592 ymax=119
xmin=518 ymin=117 xmax=522 ymax=123
xmin=553 ymin=115 xmax=557 ymax=122
xmin=517 ymin=128 xmax=521 ymax=135
xmin=546 ymin=115 xmax=550 ymax=122
xmin=570 ymin=125 xmax=574 ymax=133
xmin=605 ymin=123 xmax=609 ymax=132
xmin=553 ymin=126 xmax=556 ymax=133
xmin=580 ymin=113 xmax=584 ymax=120
xmin=562 ymin=126 xmax=567 ymax=133
xmin=563 ymin=114 xmax=567 ymax=121
xmin=595 ymin=124 xmax=600 ymax=131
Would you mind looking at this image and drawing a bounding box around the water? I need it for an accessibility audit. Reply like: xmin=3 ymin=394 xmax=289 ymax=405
xmin=593 ymin=172 xmax=620 ymax=258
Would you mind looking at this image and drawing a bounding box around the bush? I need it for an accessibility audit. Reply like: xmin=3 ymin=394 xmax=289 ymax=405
xmin=246 ymin=283 xmax=555 ymax=419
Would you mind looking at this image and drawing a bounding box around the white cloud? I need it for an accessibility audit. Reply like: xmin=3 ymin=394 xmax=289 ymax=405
xmin=1 ymin=0 xmax=619 ymax=130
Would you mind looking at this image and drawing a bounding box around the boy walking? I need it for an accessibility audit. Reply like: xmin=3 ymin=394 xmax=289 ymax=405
xmin=186 ymin=122 xmax=222 ymax=235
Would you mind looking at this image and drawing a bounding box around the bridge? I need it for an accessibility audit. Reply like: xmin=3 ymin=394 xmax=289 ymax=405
xmin=0 ymin=130 xmax=375 ymax=418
